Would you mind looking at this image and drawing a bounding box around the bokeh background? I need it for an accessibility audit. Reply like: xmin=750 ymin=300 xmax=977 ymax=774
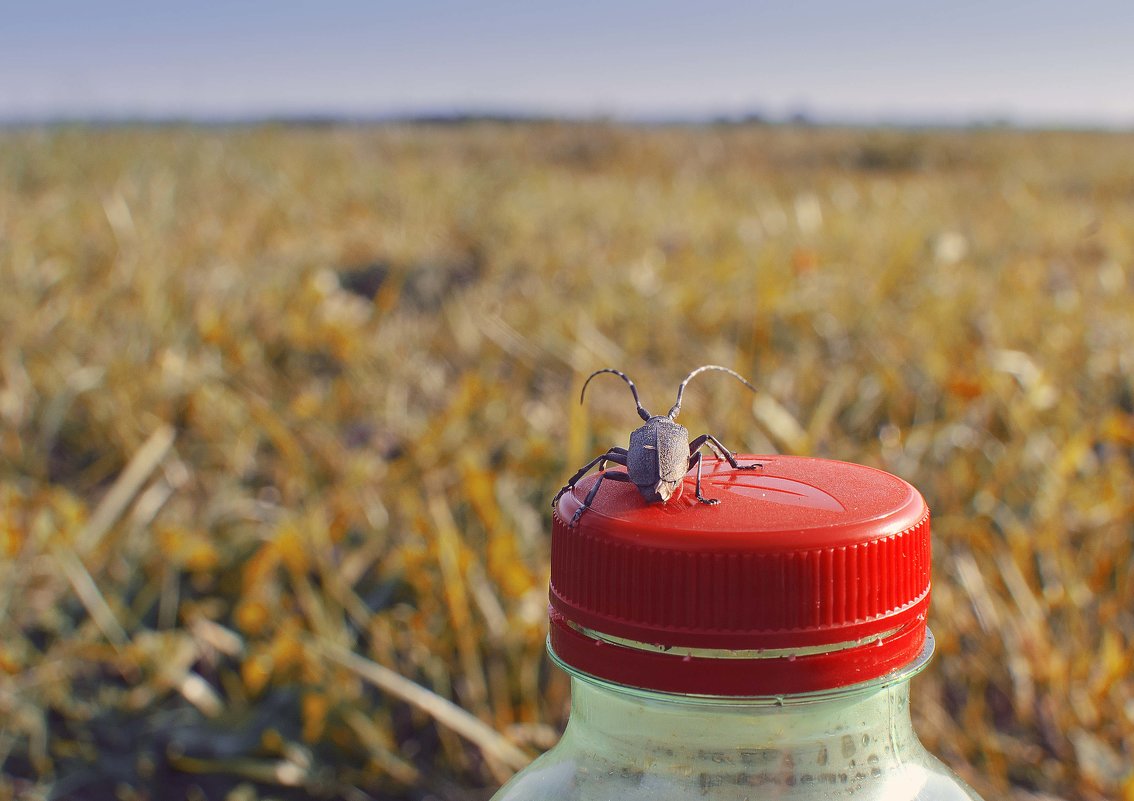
xmin=2 ymin=4 xmax=1133 ymax=800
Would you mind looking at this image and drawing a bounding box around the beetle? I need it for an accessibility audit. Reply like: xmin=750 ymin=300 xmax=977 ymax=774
xmin=553 ymin=365 xmax=762 ymax=525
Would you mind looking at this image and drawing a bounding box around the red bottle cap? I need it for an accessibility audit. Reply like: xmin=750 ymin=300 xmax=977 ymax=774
xmin=549 ymin=455 xmax=931 ymax=695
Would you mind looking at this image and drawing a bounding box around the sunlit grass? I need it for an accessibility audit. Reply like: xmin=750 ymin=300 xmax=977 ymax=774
xmin=0 ymin=122 xmax=1132 ymax=800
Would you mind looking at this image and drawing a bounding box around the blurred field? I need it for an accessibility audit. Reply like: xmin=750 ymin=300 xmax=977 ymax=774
xmin=0 ymin=121 xmax=1132 ymax=800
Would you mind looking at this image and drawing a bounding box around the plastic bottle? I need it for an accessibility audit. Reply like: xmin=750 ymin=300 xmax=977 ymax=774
xmin=493 ymin=454 xmax=986 ymax=800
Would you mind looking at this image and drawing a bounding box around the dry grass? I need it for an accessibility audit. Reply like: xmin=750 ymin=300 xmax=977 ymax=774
xmin=0 ymin=122 xmax=1132 ymax=800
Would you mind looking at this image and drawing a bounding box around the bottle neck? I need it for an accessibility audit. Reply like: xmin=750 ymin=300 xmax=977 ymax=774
xmin=561 ymin=672 xmax=930 ymax=787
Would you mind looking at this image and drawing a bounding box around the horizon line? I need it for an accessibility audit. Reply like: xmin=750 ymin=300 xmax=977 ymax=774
xmin=1 ymin=105 xmax=1132 ymax=133
xmin=3 ymin=113 xmax=1133 ymax=134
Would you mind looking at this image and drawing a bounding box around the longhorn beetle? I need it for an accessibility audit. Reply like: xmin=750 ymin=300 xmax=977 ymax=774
xmin=554 ymin=365 xmax=762 ymax=525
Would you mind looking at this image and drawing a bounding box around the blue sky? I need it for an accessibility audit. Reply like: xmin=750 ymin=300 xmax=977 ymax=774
xmin=3 ymin=1 xmax=1133 ymax=126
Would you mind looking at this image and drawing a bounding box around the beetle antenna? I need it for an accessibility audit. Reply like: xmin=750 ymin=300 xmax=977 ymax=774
xmin=580 ymin=368 xmax=652 ymax=421
xmin=668 ymin=365 xmax=757 ymax=419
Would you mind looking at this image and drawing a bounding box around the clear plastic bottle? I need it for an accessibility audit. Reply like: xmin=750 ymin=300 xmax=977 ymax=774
xmin=493 ymin=455 xmax=986 ymax=801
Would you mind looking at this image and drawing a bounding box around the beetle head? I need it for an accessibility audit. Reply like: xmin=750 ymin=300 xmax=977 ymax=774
xmin=637 ymin=476 xmax=682 ymax=504
xmin=653 ymin=477 xmax=681 ymax=502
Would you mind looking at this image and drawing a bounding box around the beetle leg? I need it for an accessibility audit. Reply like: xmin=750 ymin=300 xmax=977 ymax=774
xmin=689 ymin=451 xmax=721 ymax=505
xmin=689 ymin=433 xmax=761 ymax=470
xmin=571 ymin=470 xmax=631 ymax=525
xmin=553 ymin=447 xmax=629 ymax=508
xmin=597 ymin=447 xmax=628 ymax=473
